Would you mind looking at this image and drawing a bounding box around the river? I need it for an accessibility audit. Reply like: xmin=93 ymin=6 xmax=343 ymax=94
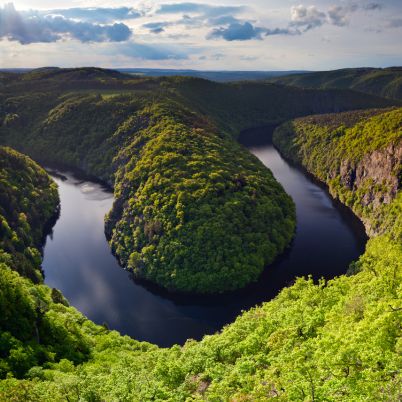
xmin=42 ymin=136 xmax=367 ymax=347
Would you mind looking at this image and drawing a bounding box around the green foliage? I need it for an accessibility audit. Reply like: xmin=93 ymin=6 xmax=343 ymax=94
xmin=0 ymin=231 xmax=400 ymax=400
xmin=0 ymin=148 xmax=98 ymax=379
xmin=273 ymin=108 xmax=402 ymax=237
xmin=0 ymin=147 xmax=59 ymax=281
xmin=0 ymin=69 xmax=401 ymax=400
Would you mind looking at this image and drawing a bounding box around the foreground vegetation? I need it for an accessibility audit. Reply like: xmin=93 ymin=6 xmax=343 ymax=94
xmin=0 ymin=69 xmax=401 ymax=400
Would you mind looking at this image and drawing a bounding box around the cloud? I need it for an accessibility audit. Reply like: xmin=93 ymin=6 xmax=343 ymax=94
xmin=265 ymin=27 xmax=299 ymax=36
xmin=328 ymin=6 xmax=349 ymax=27
xmin=142 ymin=3 xmax=247 ymax=35
xmin=290 ymin=5 xmax=326 ymax=31
xmin=240 ymin=55 xmax=258 ymax=61
xmin=151 ymin=3 xmax=248 ymax=33
xmin=144 ymin=4 xmax=249 ymax=35
xmin=207 ymin=15 xmax=241 ymax=26
xmin=156 ymin=3 xmax=245 ymax=17
xmin=327 ymin=5 xmax=357 ymax=27
xmin=45 ymin=7 xmax=142 ymax=23
xmin=386 ymin=18 xmax=402 ymax=28
xmin=117 ymin=43 xmax=189 ymax=60
xmin=142 ymin=21 xmax=172 ymax=34
xmin=146 ymin=2 xmax=301 ymax=40
xmin=0 ymin=3 xmax=132 ymax=44
xmin=290 ymin=4 xmax=359 ymax=31
xmin=207 ymin=21 xmax=299 ymax=41
xmin=166 ymin=33 xmax=191 ymax=39
xmin=205 ymin=2 xmax=362 ymax=42
xmin=363 ymin=3 xmax=383 ymax=11
xmin=211 ymin=53 xmax=225 ymax=60
xmin=208 ymin=22 xmax=266 ymax=41
xmin=198 ymin=53 xmax=225 ymax=61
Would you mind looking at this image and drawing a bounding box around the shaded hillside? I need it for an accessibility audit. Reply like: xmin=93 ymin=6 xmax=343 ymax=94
xmin=270 ymin=67 xmax=402 ymax=100
xmin=1 ymin=68 xmax=309 ymax=82
xmin=0 ymin=69 xmax=398 ymax=183
xmin=20 ymin=67 xmax=130 ymax=81
xmin=273 ymin=107 xmax=402 ymax=238
xmin=172 ymin=78 xmax=400 ymax=134
xmin=0 ymin=147 xmax=58 ymax=282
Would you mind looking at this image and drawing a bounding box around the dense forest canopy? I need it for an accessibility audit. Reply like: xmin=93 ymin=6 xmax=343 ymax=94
xmin=0 ymin=68 xmax=401 ymax=400
xmin=105 ymin=102 xmax=295 ymax=292
xmin=0 ymin=147 xmax=58 ymax=282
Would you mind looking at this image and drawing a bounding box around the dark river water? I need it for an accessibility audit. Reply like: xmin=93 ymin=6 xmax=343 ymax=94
xmin=42 ymin=139 xmax=367 ymax=347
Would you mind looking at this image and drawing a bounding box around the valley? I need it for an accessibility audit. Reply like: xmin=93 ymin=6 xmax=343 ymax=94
xmin=0 ymin=68 xmax=400 ymax=401
xmin=41 ymin=135 xmax=366 ymax=346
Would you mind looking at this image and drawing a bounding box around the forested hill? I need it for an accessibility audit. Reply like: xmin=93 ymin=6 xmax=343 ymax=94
xmin=269 ymin=67 xmax=402 ymax=101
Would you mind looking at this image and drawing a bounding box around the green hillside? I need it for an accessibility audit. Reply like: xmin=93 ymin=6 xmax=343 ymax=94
xmin=105 ymin=102 xmax=296 ymax=293
xmin=0 ymin=147 xmax=58 ymax=282
xmin=273 ymin=108 xmax=402 ymax=238
xmin=270 ymin=67 xmax=402 ymax=100
xmin=0 ymin=107 xmax=400 ymax=400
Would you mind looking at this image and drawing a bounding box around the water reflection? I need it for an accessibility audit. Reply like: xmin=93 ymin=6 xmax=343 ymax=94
xmin=42 ymin=140 xmax=367 ymax=347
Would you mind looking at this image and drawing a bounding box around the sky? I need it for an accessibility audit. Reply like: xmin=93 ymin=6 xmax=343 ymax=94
xmin=0 ymin=0 xmax=401 ymax=70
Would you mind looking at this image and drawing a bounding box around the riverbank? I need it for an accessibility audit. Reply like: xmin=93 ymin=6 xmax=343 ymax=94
xmin=41 ymin=139 xmax=366 ymax=346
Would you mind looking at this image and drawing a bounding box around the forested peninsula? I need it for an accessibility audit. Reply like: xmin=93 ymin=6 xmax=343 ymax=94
xmin=0 ymin=68 xmax=401 ymax=400
xmin=0 ymin=68 xmax=397 ymax=291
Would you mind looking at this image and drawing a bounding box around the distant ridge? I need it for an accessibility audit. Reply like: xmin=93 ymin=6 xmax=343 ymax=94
xmin=19 ymin=67 xmax=131 ymax=81
xmin=0 ymin=67 xmax=308 ymax=82
xmin=269 ymin=67 xmax=402 ymax=100
xmin=116 ymin=68 xmax=308 ymax=82
xmin=3 ymin=67 xmax=402 ymax=104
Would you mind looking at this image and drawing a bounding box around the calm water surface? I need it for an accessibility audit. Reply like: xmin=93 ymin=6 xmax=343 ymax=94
xmin=43 ymin=139 xmax=367 ymax=347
